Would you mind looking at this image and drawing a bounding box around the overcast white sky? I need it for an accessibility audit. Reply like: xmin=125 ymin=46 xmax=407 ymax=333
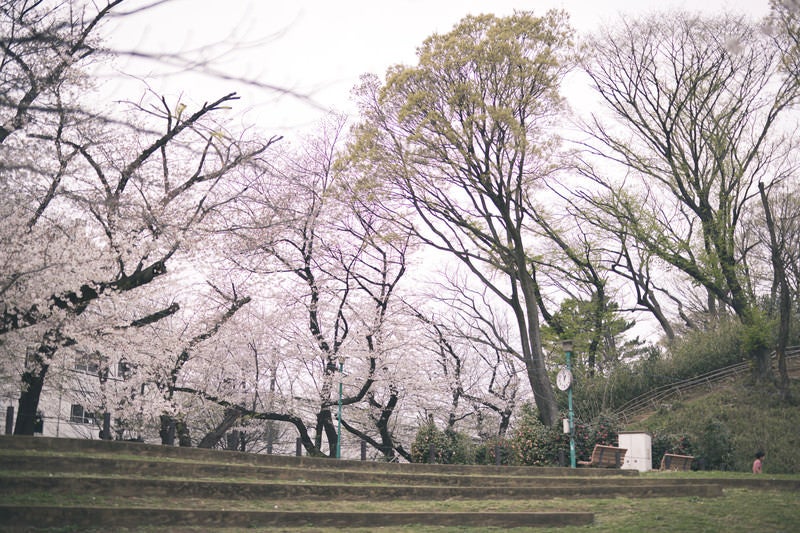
xmin=104 ymin=0 xmax=774 ymax=137
xmin=97 ymin=0 xmax=776 ymax=342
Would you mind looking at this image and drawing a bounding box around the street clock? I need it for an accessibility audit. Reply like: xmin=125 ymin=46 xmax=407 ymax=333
xmin=556 ymin=367 xmax=573 ymax=391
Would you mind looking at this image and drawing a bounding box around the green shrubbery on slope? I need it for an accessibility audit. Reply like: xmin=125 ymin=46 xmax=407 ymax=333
xmin=630 ymin=379 xmax=800 ymax=473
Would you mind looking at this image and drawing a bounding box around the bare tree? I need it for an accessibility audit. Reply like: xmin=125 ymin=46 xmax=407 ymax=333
xmin=578 ymin=11 xmax=800 ymax=379
xmin=757 ymin=182 xmax=796 ymax=398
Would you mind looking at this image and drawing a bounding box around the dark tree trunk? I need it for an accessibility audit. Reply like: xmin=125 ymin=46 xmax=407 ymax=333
xmin=498 ymin=408 xmax=512 ymax=436
xmin=343 ymin=390 xmax=412 ymax=463
xmin=374 ymin=390 xmax=404 ymax=461
xmin=14 ymin=344 xmax=55 ymax=435
xmin=759 ymin=182 xmax=792 ymax=398
xmin=159 ymin=415 xmax=176 ymax=445
xmin=159 ymin=415 xmax=191 ymax=447
xmin=197 ymin=407 xmax=243 ymax=449
xmin=177 ymin=420 xmax=192 ymax=447
xmin=753 ymin=347 xmax=773 ymax=382
xmin=15 ymin=368 xmax=46 ymax=435
xmin=315 ymin=409 xmax=338 ymax=457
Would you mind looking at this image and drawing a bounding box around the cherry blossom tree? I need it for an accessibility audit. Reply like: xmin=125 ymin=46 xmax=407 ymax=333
xmin=161 ymin=115 xmax=415 ymax=457
xmin=0 ymin=1 xmax=280 ymax=435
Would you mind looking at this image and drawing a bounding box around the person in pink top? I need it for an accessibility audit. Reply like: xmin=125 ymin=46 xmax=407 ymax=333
xmin=752 ymin=451 xmax=765 ymax=474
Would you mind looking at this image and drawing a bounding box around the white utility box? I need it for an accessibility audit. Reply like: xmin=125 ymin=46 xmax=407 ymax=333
xmin=618 ymin=431 xmax=652 ymax=472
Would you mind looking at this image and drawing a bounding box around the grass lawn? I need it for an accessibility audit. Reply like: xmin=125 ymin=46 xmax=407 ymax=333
xmin=6 ymin=486 xmax=797 ymax=533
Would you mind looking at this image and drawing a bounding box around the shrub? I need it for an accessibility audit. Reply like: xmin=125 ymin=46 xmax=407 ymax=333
xmin=650 ymin=432 xmax=672 ymax=470
xmin=509 ymin=405 xmax=622 ymax=466
xmin=410 ymin=423 xmax=450 ymax=463
xmin=446 ymin=429 xmax=477 ymax=464
xmin=738 ymin=309 xmax=775 ymax=358
xmin=572 ymin=414 xmax=621 ymax=462
xmin=410 ymin=423 xmax=477 ymax=464
xmin=696 ymin=418 xmax=734 ymax=470
xmin=475 ymin=436 xmax=513 ymax=465
xmin=586 ymin=414 xmax=619 ymax=446
xmin=509 ymin=404 xmax=564 ymax=466
xmin=568 ymin=420 xmax=594 ymax=462
xmin=668 ymin=319 xmax=750 ymax=376
xmin=573 ymin=347 xmax=665 ymax=420
xmin=650 ymin=431 xmax=694 ymax=469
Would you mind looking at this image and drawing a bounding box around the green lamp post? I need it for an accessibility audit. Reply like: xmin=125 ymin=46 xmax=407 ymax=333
xmin=336 ymin=355 xmax=345 ymax=459
xmin=556 ymin=340 xmax=576 ymax=468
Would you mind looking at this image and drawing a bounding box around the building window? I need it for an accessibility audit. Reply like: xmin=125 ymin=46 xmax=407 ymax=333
xmin=74 ymin=359 xmax=99 ymax=374
xmin=70 ymin=404 xmax=95 ymax=424
xmin=117 ymin=360 xmax=132 ymax=379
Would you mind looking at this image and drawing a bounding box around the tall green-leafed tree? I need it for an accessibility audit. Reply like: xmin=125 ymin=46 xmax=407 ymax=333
xmin=542 ymin=297 xmax=638 ymax=374
xmin=348 ymin=11 xmax=574 ymax=426
xmin=578 ymin=12 xmax=800 ymax=379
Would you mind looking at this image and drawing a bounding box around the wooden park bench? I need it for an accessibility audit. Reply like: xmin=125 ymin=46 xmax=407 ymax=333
xmin=577 ymin=444 xmax=627 ymax=468
xmin=660 ymin=453 xmax=694 ymax=471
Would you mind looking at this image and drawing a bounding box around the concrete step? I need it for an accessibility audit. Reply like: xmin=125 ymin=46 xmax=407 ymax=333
xmin=0 ymin=505 xmax=595 ymax=530
xmin=0 ymin=454 xmax=688 ymax=487
xmin=0 ymin=434 xmax=737 ymax=531
xmin=0 ymin=435 xmax=636 ymax=477
xmin=0 ymin=475 xmax=724 ymax=500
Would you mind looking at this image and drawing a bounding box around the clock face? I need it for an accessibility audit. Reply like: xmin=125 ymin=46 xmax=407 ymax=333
xmin=556 ymin=368 xmax=572 ymax=391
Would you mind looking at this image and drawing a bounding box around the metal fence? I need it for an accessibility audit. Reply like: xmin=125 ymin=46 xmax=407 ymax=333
xmin=614 ymin=346 xmax=800 ymax=424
